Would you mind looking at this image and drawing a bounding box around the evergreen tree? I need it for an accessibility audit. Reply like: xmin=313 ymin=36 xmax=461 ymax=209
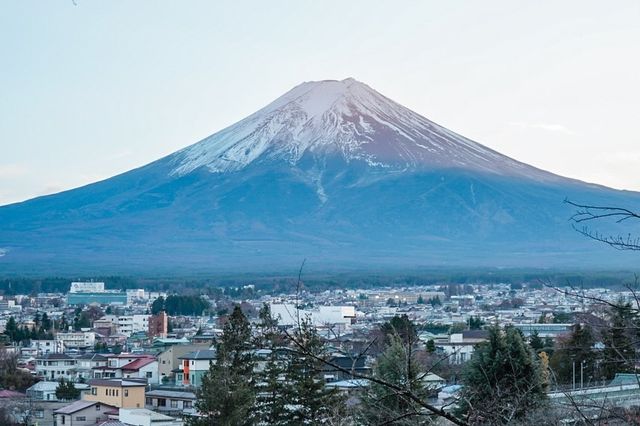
xmin=459 ymin=327 xmax=547 ymax=424
xmin=381 ymin=314 xmax=417 ymax=346
xmin=285 ymin=317 xmax=344 ymax=424
xmin=360 ymin=334 xmax=427 ymax=425
xmin=254 ymin=304 xmax=289 ymax=425
xmin=601 ymin=302 xmax=637 ymax=379
xmin=529 ymin=330 xmax=544 ymax=352
xmin=4 ymin=317 xmax=18 ymax=343
xmin=188 ymin=306 xmax=255 ymax=426
xmin=549 ymin=323 xmax=597 ymax=384
xmin=55 ymin=378 xmax=80 ymax=401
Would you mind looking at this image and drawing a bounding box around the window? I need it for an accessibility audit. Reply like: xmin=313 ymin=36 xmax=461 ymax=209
xmin=35 ymin=410 xmax=44 ymax=418
xmin=171 ymin=400 xmax=178 ymax=408
xmin=146 ymin=371 xmax=153 ymax=378
xmin=96 ymin=404 xmax=101 ymax=411
xmin=124 ymin=389 xmax=129 ymax=397
xmin=76 ymin=416 xmax=86 ymax=421
xmin=91 ymin=387 xmax=97 ymax=395
xmin=184 ymin=401 xmax=192 ymax=409
xmin=61 ymin=415 xmax=65 ymax=425
xmin=158 ymin=398 xmax=166 ymax=407
xmin=177 ymin=374 xmax=182 ymax=381
xmin=116 ymin=389 xmax=119 ymax=397
xmin=146 ymin=397 xmax=152 ymax=405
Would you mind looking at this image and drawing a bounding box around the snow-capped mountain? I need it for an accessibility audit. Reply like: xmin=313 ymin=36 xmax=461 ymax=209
xmin=1 ymin=78 xmax=639 ymax=274
xmin=171 ymin=78 xmax=557 ymax=181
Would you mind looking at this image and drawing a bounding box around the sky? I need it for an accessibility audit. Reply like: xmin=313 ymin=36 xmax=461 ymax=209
xmin=1 ymin=1 xmax=639 ymax=206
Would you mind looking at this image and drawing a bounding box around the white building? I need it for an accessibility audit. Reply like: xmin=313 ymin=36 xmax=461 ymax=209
xmin=35 ymin=353 xmax=77 ymax=381
xmin=435 ymin=331 xmax=488 ymax=364
xmin=56 ymin=331 xmax=96 ymax=349
xmin=117 ymin=315 xmax=150 ymax=337
xmin=70 ymin=282 xmax=105 ymax=293
xmin=28 ymin=339 xmax=65 ymax=356
xmin=269 ymin=304 xmax=356 ymax=330
xmin=119 ymin=408 xmax=183 ymax=426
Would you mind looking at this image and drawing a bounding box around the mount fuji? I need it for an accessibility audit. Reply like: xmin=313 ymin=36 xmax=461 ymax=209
xmin=1 ymin=78 xmax=639 ymax=274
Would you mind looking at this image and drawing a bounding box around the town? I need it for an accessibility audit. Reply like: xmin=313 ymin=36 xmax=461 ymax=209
xmin=0 ymin=278 xmax=638 ymax=425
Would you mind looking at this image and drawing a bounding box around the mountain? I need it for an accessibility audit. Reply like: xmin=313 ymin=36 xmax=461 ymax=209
xmin=1 ymin=78 xmax=640 ymax=274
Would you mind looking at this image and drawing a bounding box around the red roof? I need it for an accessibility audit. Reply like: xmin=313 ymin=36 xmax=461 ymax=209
xmin=121 ymin=357 xmax=156 ymax=371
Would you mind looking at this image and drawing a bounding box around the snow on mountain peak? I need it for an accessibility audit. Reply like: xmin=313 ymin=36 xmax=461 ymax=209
xmin=169 ymin=78 xmax=557 ymax=182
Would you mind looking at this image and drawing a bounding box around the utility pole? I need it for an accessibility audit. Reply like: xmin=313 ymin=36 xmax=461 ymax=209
xmin=581 ymin=360 xmax=585 ymax=389
xmin=572 ymin=361 xmax=576 ymax=390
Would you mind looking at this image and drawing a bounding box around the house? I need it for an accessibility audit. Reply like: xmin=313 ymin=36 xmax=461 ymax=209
xmin=93 ymin=353 xmax=154 ymax=380
xmin=35 ymin=353 xmax=77 ymax=381
xmin=156 ymin=344 xmax=210 ymax=383
xmin=121 ymin=356 xmax=159 ymax=384
xmin=84 ymin=378 xmax=146 ymax=408
xmin=435 ymin=330 xmax=489 ymax=364
xmin=145 ymin=389 xmax=196 ymax=416
xmin=175 ymin=350 xmax=216 ymax=387
xmin=53 ymin=400 xmax=116 ymax=426
xmin=75 ymin=353 xmax=108 ymax=380
xmin=26 ymin=381 xmax=90 ymax=401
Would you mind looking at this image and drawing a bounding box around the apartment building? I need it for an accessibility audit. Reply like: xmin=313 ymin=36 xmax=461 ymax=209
xmin=55 ymin=331 xmax=96 ymax=349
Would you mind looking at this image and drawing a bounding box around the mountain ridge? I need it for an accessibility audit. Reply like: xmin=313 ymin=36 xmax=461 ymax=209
xmin=1 ymin=78 xmax=639 ymax=274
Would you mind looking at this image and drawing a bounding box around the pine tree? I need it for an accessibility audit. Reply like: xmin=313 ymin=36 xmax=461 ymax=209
xmin=285 ymin=317 xmax=345 ymax=424
xmin=188 ymin=306 xmax=255 ymax=426
xmin=459 ymin=327 xmax=547 ymax=424
xmin=4 ymin=317 xmax=18 ymax=342
xmin=360 ymin=334 xmax=427 ymax=425
xmin=529 ymin=330 xmax=544 ymax=352
xmin=55 ymin=378 xmax=80 ymax=401
xmin=602 ymin=302 xmax=637 ymax=379
xmin=549 ymin=323 xmax=597 ymax=384
xmin=254 ymin=304 xmax=289 ymax=425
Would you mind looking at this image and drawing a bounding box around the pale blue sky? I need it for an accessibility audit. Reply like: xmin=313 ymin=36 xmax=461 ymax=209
xmin=1 ymin=1 xmax=639 ymax=205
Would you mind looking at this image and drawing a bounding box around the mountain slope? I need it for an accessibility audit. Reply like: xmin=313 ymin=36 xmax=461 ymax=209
xmin=1 ymin=78 xmax=639 ymax=274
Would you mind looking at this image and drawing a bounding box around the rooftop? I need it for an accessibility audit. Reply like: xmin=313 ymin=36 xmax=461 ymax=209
xmin=88 ymin=378 xmax=147 ymax=387
xmin=179 ymin=349 xmax=216 ymax=360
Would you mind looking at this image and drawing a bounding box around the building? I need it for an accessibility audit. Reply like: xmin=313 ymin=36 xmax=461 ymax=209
xmin=28 ymin=339 xmax=64 ymax=356
xmin=26 ymin=381 xmax=90 ymax=402
xmin=435 ymin=331 xmax=489 ymax=364
xmin=75 ymin=353 xmax=108 ymax=380
xmin=121 ymin=356 xmax=159 ymax=384
xmin=145 ymin=389 xmax=196 ymax=416
xmin=56 ymin=331 xmax=96 ymax=349
xmin=35 ymin=353 xmax=77 ymax=381
xmin=53 ymin=400 xmax=116 ymax=426
xmin=67 ymin=292 xmax=128 ymax=306
xmin=148 ymin=312 xmax=168 ymax=339
xmin=269 ymin=304 xmax=356 ymax=330
xmin=512 ymin=323 xmax=573 ymax=338
xmin=85 ymin=379 xmax=146 ymax=408
xmin=118 ymin=408 xmax=183 ymax=426
xmin=175 ymin=350 xmax=216 ymax=387
xmin=70 ymin=282 xmax=106 ymax=293
xmin=116 ymin=315 xmax=150 ymax=337
xmin=156 ymin=344 xmax=210 ymax=382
